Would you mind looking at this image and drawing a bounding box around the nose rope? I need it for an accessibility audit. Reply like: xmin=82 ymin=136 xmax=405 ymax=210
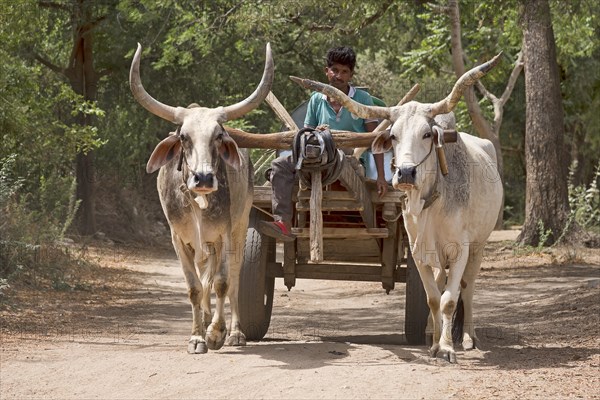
xmin=176 ymin=144 xmax=210 ymax=256
xmin=178 ymin=145 xmax=216 ymax=188
xmin=391 ymin=140 xmax=434 ymax=172
xmin=392 ymin=140 xmax=440 ymax=210
xmin=176 ymin=136 xmax=214 ymax=212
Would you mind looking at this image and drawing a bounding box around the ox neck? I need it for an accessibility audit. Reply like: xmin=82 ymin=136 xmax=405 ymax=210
xmin=421 ymin=155 xmax=441 ymax=210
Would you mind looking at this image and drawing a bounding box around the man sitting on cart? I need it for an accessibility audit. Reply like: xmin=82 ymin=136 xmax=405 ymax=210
xmin=259 ymin=46 xmax=388 ymax=242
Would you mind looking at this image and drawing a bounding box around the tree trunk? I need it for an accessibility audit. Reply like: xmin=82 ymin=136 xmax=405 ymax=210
xmin=65 ymin=1 xmax=98 ymax=235
xmin=447 ymin=0 xmax=506 ymax=229
xmin=38 ymin=0 xmax=100 ymax=236
xmin=518 ymin=0 xmax=570 ymax=246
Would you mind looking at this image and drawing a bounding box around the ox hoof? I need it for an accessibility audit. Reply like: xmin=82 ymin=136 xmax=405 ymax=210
xmin=206 ymin=324 xmax=227 ymax=350
xmin=462 ymin=336 xmax=477 ymax=351
xmin=429 ymin=343 xmax=440 ymax=358
xmin=225 ymin=331 xmax=247 ymax=347
xmin=188 ymin=336 xmax=208 ymax=354
xmin=436 ymin=349 xmax=457 ymax=364
xmin=429 ymin=344 xmax=458 ymax=364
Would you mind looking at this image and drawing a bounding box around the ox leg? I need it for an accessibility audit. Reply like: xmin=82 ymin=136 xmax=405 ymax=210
xmin=172 ymin=235 xmax=208 ymax=354
xmin=198 ymin=258 xmax=212 ymax=331
xmin=205 ymin=242 xmax=228 ymax=351
xmin=413 ymin=263 xmax=444 ymax=357
xmin=426 ymin=267 xmax=447 ymax=344
xmin=437 ymin=245 xmax=470 ymax=363
xmin=225 ymin=234 xmax=246 ymax=346
xmin=461 ymin=251 xmax=483 ymax=350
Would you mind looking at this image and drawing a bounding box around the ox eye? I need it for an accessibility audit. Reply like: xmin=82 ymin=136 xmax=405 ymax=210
xmin=180 ymin=133 xmax=189 ymax=142
xmin=423 ymin=131 xmax=432 ymax=139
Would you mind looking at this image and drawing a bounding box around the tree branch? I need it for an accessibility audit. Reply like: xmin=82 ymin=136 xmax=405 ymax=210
xmin=308 ymin=0 xmax=394 ymax=35
xmin=475 ymin=81 xmax=499 ymax=104
xmin=33 ymin=52 xmax=65 ymax=76
xmin=88 ymin=15 xmax=107 ymax=31
xmin=38 ymin=1 xmax=69 ymax=12
xmin=340 ymin=0 xmax=395 ymax=34
xmin=309 ymin=24 xmax=335 ymax=32
xmin=498 ymin=51 xmax=524 ymax=106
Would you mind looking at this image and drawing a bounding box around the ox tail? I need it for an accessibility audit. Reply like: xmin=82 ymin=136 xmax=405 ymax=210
xmin=452 ymin=293 xmax=464 ymax=345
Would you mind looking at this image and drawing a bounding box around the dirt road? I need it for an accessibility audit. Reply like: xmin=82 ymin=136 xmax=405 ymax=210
xmin=1 ymin=232 xmax=599 ymax=399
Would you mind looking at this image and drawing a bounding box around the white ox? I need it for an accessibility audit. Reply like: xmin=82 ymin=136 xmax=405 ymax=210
xmin=291 ymin=55 xmax=503 ymax=362
xmin=129 ymin=43 xmax=274 ymax=353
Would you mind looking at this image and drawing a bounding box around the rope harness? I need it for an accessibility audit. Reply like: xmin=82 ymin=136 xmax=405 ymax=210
xmin=169 ymin=125 xmax=210 ymax=255
xmin=389 ymin=129 xmax=442 ymax=210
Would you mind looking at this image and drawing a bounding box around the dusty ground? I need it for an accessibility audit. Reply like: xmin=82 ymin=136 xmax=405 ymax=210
xmin=1 ymin=230 xmax=599 ymax=399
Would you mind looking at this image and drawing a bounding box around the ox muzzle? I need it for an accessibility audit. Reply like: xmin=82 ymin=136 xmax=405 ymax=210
xmin=190 ymin=172 xmax=214 ymax=190
xmin=173 ymin=133 xmax=218 ymax=193
xmin=391 ymin=127 xmax=457 ymax=191
xmin=397 ymin=165 xmax=418 ymax=187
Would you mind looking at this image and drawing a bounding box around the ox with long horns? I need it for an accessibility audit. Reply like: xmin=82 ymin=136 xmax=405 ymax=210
xmin=130 ymin=43 xmax=274 ymax=353
xmin=291 ymin=54 xmax=503 ymax=363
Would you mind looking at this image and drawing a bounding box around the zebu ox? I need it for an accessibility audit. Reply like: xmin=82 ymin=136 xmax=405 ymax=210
xmin=129 ymin=43 xmax=274 ymax=354
xmin=291 ymin=55 xmax=503 ymax=362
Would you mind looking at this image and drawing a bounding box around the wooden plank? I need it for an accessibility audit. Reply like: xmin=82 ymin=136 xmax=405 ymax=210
xmin=267 ymin=262 xmax=408 ymax=283
xmin=282 ymin=240 xmax=297 ymax=290
xmin=297 ymin=187 xmax=406 ymax=204
xmin=253 ymin=185 xmax=273 ymax=207
xmin=309 ymin=171 xmax=323 ymax=262
xmin=381 ymin=203 xmax=398 ymax=293
xmin=292 ymin=227 xmax=388 ymax=239
xmin=265 ymin=91 xmax=299 ymax=131
xmin=337 ymin=160 xmax=376 ymax=229
xmin=297 ymin=190 xmax=355 ymax=200
xmin=296 ymin=199 xmax=363 ymax=212
xmin=297 ymin=238 xmax=381 ymax=263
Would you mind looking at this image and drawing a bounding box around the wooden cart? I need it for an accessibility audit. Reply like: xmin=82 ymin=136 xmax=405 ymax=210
xmin=237 ymin=150 xmax=429 ymax=346
xmin=236 ymin=89 xmax=428 ymax=345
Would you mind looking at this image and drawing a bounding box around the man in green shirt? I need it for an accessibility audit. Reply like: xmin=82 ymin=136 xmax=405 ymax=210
xmin=260 ymin=46 xmax=388 ymax=241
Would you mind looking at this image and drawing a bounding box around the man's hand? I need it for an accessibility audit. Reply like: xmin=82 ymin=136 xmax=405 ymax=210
xmin=376 ymin=176 xmax=388 ymax=198
xmin=373 ymin=152 xmax=388 ymax=198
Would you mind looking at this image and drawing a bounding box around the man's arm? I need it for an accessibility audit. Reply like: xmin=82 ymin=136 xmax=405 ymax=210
xmin=304 ymin=94 xmax=318 ymax=128
xmin=364 ymin=120 xmax=388 ymax=198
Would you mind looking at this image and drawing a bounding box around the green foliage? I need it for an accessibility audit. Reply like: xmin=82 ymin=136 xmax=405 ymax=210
xmin=536 ymin=220 xmax=553 ymax=250
xmin=568 ymin=160 xmax=600 ymax=231
xmin=0 ymin=0 xmax=598 ymax=245
xmin=520 ymin=160 xmax=600 ymax=251
xmin=0 ymin=155 xmax=24 ymax=207
xmin=1 ymin=153 xmax=80 ymax=288
xmin=1 ymin=157 xmax=80 ymax=243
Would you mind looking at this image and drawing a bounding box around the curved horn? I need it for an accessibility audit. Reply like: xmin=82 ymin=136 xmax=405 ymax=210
xmin=430 ymin=52 xmax=503 ymax=116
xmin=289 ymin=76 xmax=391 ymax=120
xmin=129 ymin=43 xmax=184 ymax=124
xmin=222 ymin=43 xmax=274 ymax=121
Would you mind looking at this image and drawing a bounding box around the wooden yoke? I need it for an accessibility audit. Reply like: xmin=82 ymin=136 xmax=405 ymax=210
xmin=224 ymin=127 xmax=385 ymax=150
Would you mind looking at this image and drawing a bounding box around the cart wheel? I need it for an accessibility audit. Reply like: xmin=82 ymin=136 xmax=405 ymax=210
xmin=404 ymin=251 xmax=429 ymax=345
xmin=239 ymin=209 xmax=276 ymax=341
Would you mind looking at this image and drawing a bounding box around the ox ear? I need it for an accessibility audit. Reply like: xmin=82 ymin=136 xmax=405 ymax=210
xmin=146 ymin=134 xmax=181 ymax=174
xmin=371 ymin=129 xmax=393 ymax=154
xmin=219 ymin=131 xmax=243 ymax=169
